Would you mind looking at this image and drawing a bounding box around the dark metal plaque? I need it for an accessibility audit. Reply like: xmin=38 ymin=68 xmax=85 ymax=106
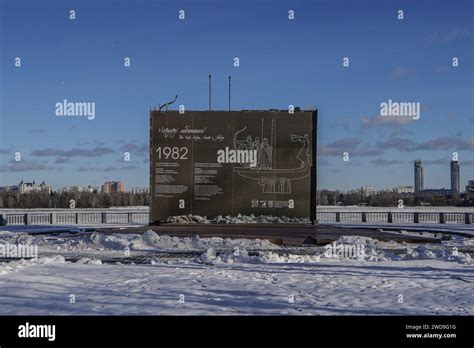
xmin=150 ymin=110 xmax=316 ymax=223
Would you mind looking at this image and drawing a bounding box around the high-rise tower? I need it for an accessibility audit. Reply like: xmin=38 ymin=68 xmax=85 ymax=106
xmin=450 ymin=160 xmax=460 ymax=194
xmin=414 ymin=160 xmax=424 ymax=193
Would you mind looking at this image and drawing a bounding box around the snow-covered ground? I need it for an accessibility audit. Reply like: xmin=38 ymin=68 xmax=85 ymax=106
xmin=0 ymin=231 xmax=472 ymax=315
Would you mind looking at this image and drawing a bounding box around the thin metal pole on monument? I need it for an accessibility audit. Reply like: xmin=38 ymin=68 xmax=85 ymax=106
xmin=209 ymin=74 xmax=212 ymax=111
xmin=228 ymin=75 xmax=231 ymax=111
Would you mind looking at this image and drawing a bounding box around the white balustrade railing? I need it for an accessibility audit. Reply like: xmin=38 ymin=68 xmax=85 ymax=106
xmin=0 ymin=209 xmax=472 ymax=225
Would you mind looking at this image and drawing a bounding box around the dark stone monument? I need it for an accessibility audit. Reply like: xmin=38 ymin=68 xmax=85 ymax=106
xmin=150 ymin=110 xmax=317 ymax=224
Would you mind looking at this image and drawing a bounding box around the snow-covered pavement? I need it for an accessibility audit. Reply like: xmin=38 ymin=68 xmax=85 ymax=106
xmin=0 ymin=231 xmax=472 ymax=315
xmin=0 ymin=258 xmax=472 ymax=315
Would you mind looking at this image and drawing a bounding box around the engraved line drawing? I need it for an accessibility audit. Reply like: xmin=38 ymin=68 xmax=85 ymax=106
xmin=233 ymin=118 xmax=311 ymax=194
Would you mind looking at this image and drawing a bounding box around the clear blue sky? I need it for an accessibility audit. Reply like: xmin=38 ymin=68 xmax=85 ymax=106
xmin=0 ymin=0 xmax=473 ymax=191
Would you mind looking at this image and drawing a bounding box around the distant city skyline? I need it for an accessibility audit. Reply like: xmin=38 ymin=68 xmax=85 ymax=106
xmin=0 ymin=179 xmax=151 ymax=194
xmin=0 ymin=0 xmax=473 ymax=190
xmin=2 ymin=157 xmax=472 ymax=194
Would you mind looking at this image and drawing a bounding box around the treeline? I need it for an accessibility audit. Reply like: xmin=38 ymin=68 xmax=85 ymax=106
xmin=0 ymin=191 xmax=150 ymax=209
xmin=0 ymin=190 xmax=471 ymax=209
xmin=316 ymin=190 xmax=471 ymax=207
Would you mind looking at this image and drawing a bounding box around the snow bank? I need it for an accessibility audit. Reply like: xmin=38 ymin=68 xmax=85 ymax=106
xmin=462 ymin=238 xmax=474 ymax=246
xmin=0 ymin=255 xmax=65 ymax=276
xmin=76 ymin=258 xmax=102 ymax=265
xmin=197 ymin=235 xmax=472 ymax=265
xmin=87 ymin=230 xmax=279 ymax=252
xmin=0 ymin=230 xmax=471 ymax=266
xmin=325 ymin=236 xmax=471 ymax=265
xmin=0 ymin=231 xmax=35 ymax=245
xmin=403 ymin=245 xmax=471 ymax=264
xmin=322 ymin=235 xmax=389 ymax=262
xmin=198 ymin=247 xmax=322 ymax=265
xmin=90 ymin=232 xmax=134 ymax=250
